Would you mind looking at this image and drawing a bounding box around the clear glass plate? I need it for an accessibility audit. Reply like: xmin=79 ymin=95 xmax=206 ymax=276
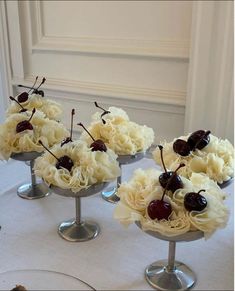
xmin=0 ymin=269 xmax=95 ymax=290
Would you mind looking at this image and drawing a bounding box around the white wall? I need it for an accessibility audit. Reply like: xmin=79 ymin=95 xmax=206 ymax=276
xmin=185 ymin=1 xmax=234 ymax=143
xmin=1 ymin=1 xmax=233 ymax=143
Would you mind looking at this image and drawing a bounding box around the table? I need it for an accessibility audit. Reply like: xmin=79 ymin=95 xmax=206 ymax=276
xmin=0 ymin=158 xmax=234 ymax=290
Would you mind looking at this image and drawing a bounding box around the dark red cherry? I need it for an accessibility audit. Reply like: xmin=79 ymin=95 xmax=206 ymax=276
xmin=159 ymin=170 xmax=184 ymax=193
xmin=184 ymin=189 xmax=207 ymax=212
xmin=17 ymin=76 xmax=39 ymax=103
xmin=158 ymin=145 xmax=185 ymax=192
xmin=61 ymin=109 xmax=75 ymax=147
xmin=173 ymin=139 xmax=191 ymax=156
xmin=39 ymin=140 xmax=74 ymax=172
xmin=17 ymin=92 xmax=29 ymax=103
xmin=147 ymin=179 xmax=174 ymax=221
xmin=77 ymin=122 xmax=107 ymax=152
xmin=187 ymin=130 xmax=211 ymax=151
xmin=147 ymin=199 xmax=172 ymax=220
xmin=56 ymin=155 xmax=74 ymax=172
xmin=94 ymin=101 xmax=110 ymax=124
xmin=16 ymin=108 xmax=36 ymax=133
xmin=90 ymin=139 xmax=107 ymax=152
xmin=16 ymin=120 xmax=33 ymax=133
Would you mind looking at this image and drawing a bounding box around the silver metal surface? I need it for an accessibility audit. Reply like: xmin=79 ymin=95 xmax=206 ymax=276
xmin=11 ymin=152 xmax=49 ymax=200
xmin=11 ymin=151 xmax=41 ymax=161
xmin=48 ymin=183 xmax=108 ymax=242
xmin=50 ymin=182 xmax=109 ymax=198
xmin=218 ymin=177 xmax=233 ymax=189
xmin=145 ymin=260 xmax=196 ymax=290
xmin=75 ymin=197 xmax=81 ymax=224
xmin=117 ymin=151 xmax=145 ymax=164
xmin=58 ymin=219 xmax=100 ymax=242
xmin=135 ymin=222 xmax=203 ymax=290
xmin=102 ymin=151 xmax=146 ymax=203
xmin=145 ymin=144 xmax=157 ymax=159
xmin=17 ymin=182 xmax=50 ymax=200
xmin=167 ymin=241 xmax=176 ymax=271
xmin=136 ymin=221 xmax=204 ymax=242
xmin=101 ymin=186 xmax=120 ymax=203
xmin=101 ymin=165 xmax=121 ymax=204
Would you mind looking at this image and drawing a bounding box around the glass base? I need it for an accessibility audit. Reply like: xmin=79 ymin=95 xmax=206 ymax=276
xmin=145 ymin=260 xmax=196 ymax=290
xmin=101 ymin=186 xmax=120 ymax=204
xmin=17 ymin=183 xmax=50 ymax=200
xmin=58 ymin=219 xmax=100 ymax=242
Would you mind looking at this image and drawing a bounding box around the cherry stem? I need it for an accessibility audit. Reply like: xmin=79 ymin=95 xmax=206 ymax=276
xmin=38 ymin=140 xmax=59 ymax=161
xmin=158 ymin=145 xmax=167 ymax=173
xmin=94 ymin=101 xmax=107 ymax=112
xmin=35 ymin=77 xmax=46 ymax=90
xmin=18 ymin=76 xmax=38 ymax=93
xmin=28 ymin=108 xmax=36 ymax=122
xmin=77 ymin=122 xmax=95 ymax=141
xmin=18 ymin=85 xmax=32 ymax=89
xmin=161 ymin=188 xmax=168 ymax=201
xmin=193 ymin=130 xmax=211 ymax=151
xmin=9 ymin=96 xmax=25 ymax=110
xmin=198 ymin=189 xmax=206 ymax=195
xmin=70 ymin=109 xmax=75 ymax=140
xmin=161 ymin=163 xmax=185 ymax=201
xmin=174 ymin=163 xmax=185 ymax=173
xmin=101 ymin=111 xmax=110 ymax=124
xmin=28 ymin=76 xmax=38 ymax=93
xmin=94 ymin=101 xmax=110 ymax=124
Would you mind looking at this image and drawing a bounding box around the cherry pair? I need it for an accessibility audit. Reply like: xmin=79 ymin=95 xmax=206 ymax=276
xmin=148 ymin=145 xmax=207 ymax=221
xmin=173 ymin=130 xmax=211 ymax=156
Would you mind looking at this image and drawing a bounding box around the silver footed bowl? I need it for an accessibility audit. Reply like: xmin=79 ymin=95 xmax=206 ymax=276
xmin=135 ymin=221 xmax=204 ymax=242
xmin=135 ymin=221 xmax=204 ymax=290
xmin=46 ymin=182 xmax=109 ymax=242
xmin=11 ymin=151 xmax=41 ymax=161
xmin=49 ymin=182 xmax=109 ymax=198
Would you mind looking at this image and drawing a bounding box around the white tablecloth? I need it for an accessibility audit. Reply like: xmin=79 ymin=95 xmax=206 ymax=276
xmin=0 ymin=158 xmax=234 ymax=290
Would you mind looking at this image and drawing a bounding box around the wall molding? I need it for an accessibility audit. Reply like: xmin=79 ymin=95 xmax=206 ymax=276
xmin=32 ymin=36 xmax=190 ymax=60
xmin=11 ymin=76 xmax=186 ymax=109
xmin=29 ymin=1 xmax=190 ymax=60
xmin=0 ymin=1 xmax=13 ymax=121
xmin=5 ymin=1 xmax=24 ymax=79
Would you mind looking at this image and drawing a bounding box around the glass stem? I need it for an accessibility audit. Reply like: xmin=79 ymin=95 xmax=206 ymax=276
xmin=30 ymin=159 xmax=36 ymax=187
xmin=116 ymin=163 xmax=122 ymax=189
xmin=75 ymin=197 xmax=81 ymax=225
xmin=167 ymin=241 xmax=176 ymax=272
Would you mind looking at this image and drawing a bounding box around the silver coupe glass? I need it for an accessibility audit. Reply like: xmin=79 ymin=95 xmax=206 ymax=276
xmin=48 ymin=182 xmax=109 ymax=242
xmin=136 ymin=222 xmax=204 ymax=290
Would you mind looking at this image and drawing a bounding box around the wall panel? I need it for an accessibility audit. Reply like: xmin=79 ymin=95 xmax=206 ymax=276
xmin=6 ymin=0 xmax=194 ymax=141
